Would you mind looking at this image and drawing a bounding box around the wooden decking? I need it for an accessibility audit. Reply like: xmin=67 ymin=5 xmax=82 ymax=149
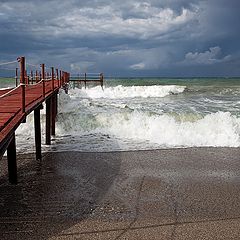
xmin=0 ymin=56 xmax=70 ymax=183
xmin=0 ymin=81 xmax=59 ymax=154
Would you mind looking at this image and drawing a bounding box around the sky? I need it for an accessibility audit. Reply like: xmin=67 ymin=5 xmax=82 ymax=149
xmin=0 ymin=0 xmax=240 ymax=77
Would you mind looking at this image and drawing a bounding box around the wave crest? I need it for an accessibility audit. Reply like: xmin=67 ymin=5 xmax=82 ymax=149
xmin=54 ymin=110 xmax=240 ymax=148
xmin=70 ymin=85 xmax=186 ymax=99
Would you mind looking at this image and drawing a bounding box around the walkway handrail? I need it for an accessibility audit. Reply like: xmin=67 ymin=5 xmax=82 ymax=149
xmin=0 ymin=56 xmax=70 ymax=114
xmin=69 ymin=72 xmax=104 ymax=89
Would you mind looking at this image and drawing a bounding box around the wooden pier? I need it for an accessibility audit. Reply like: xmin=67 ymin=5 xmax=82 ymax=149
xmin=0 ymin=56 xmax=70 ymax=184
xmin=69 ymin=73 xmax=104 ymax=89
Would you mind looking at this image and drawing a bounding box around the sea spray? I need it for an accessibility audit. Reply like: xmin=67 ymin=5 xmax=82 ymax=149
xmin=15 ymin=83 xmax=240 ymax=152
xmin=96 ymin=111 xmax=240 ymax=147
xmin=55 ymin=110 xmax=240 ymax=148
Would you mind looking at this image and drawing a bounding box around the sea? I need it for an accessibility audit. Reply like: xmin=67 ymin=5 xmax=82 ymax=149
xmin=1 ymin=77 xmax=240 ymax=153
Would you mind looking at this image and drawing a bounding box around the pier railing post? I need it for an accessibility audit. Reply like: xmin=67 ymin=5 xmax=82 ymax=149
xmin=15 ymin=68 xmax=18 ymax=87
xmin=56 ymin=69 xmax=59 ymax=88
xmin=100 ymin=73 xmax=104 ymax=90
xmin=41 ymin=63 xmax=45 ymax=98
xmin=35 ymin=70 xmax=38 ymax=83
xmin=31 ymin=70 xmax=33 ymax=84
xmin=19 ymin=56 xmax=26 ymax=113
xmin=60 ymin=70 xmax=62 ymax=87
xmin=7 ymin=132 xmax=17 ymax=184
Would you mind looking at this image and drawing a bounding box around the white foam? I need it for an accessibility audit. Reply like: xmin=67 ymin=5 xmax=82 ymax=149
xmin=95 ymin=111 xmax=240 ymax=147
xmin=15 ymin=88 xmax=240 ymax=152
xmin=70 ymin=85 xmax=186 ymax=99
xmin=52 ymin=109 xmax=240 ymax=148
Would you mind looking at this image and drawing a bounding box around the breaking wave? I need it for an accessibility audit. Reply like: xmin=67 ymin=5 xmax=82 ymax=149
xmin=69 ymin=85 xmax=186 ymax=99
xmin=15 ymin=86 xmax=240 ymax=152
xmin=54 ymin=110 xmax=240 ymax=148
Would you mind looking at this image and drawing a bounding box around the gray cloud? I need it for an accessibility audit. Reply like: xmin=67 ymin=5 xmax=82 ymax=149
xmin=183 ymin=46 xmax=232 ymax=65
xmin=0 ymin=0 xmax=239 ymax=76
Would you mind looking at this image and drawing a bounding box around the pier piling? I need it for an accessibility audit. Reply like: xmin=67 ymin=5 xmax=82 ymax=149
xmin=34 ymin=107 xmax=42 ymax=160
xmin=45 ymin=97 xmax=52 ymax=145
xmin=51 ymin=94 xmax=56 ymax=136
xmin=7 ymin=133 xmax=17 ymax=184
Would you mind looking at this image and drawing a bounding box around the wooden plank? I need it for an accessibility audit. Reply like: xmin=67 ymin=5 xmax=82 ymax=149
xmin=0 ymin=107 xmax=21 ymax=113
xmin=0 ymin=113 xmax=16 ymax=118
xmin=0 ymin=113 xmax=17 ymax=131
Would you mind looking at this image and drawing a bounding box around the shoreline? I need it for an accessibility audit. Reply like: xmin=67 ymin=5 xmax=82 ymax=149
xmin=13 ymin=145 xmax=240 ymax=155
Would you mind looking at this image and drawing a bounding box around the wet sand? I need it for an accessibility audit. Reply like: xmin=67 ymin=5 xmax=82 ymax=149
xmin=0 ymin=148 xmax=240 ymax=239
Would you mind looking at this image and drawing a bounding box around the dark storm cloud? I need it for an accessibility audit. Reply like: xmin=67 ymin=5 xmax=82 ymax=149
xmin=0 ymin=0 xmax=239 ymax=76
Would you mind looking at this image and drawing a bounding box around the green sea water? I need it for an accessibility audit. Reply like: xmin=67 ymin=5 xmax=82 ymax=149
xmin=105 ymin=77 xmax=240 ymax=86
xmin=103 ymin=77 xmax=240 ymax=116
xmin=0 ymin=77 xmax=15 ymax=89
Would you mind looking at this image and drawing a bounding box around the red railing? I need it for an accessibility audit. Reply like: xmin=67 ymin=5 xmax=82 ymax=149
xmin=0 ymin=56 xmax=70 ymax=114
xmin=69 ymin=72 xmax=104 ymax=89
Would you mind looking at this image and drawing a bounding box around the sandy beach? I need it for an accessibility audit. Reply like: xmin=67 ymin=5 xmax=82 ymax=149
xmin=0 ymin=148 xmax=240 ymax=239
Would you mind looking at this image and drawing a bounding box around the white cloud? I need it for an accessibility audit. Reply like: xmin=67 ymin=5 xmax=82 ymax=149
xmin=48 ymin=5 xmax=197 ymax=40
xmin=0 ymin=1 xmax=200 ymax=42
xmin=0 ymin=0 xmax=203 ymax=43
xmin=183 ymin=46 xmax=231 ymax=65
xmin=130 ymin=62 xmax=145 ymax=70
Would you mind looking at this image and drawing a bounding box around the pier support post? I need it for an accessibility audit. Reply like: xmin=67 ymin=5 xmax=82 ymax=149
xmin=51 ymin=94 xmax=56 ymax=136
xmin=7 ymin=133 xmax=17 ymax=184
xmin=56 ymin=93 xmax=58 ymax=116
xmin=46 ymin=97 xmax=52 ymax=145
xmin=34 ymin=107 xmax=42 ymax=160
xmin=15 ymin=68 xmax=18 ymax=87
